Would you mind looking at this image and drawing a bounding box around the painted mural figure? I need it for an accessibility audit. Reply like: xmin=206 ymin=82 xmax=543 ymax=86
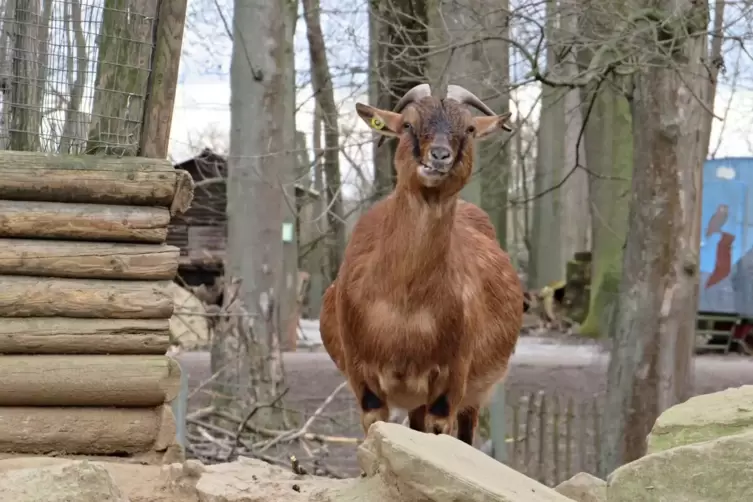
xmin=705 ymin=203 xmax=734 ymax=289
xmin=706 ymin=231 xmax=735 ymax=288
xmin=705 ymin=203 xmax=728 ymax=238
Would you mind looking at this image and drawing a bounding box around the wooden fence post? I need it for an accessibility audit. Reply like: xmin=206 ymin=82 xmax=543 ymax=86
xmin=490 ymin=382 xmax=507 ymax=463
xmin=171 ymin=358 xmax=188 ymax=449
xmin=140 ymin=0 xmax=189 ymax=159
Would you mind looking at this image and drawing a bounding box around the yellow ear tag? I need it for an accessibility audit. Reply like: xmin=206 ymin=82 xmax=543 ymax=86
xmin=370 ymin=116 xmax=385 ymax=130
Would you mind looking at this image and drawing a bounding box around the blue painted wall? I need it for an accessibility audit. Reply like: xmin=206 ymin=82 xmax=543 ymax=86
xmin=699 ymin=157 xmax=753 ymax=315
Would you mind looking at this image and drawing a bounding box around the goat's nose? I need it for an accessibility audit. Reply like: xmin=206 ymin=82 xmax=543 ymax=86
xmin=430 ymin=146 xmax=452 ymax=163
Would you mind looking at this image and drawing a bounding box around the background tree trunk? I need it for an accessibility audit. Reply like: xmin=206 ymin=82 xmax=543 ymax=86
xmin=369 ymin=0 xmax=429 ymax=199
xmin=578 ymin=0 xmax=633 ymax=338
xmin=600 ymin=0 xmax=709 ymax=473
xmin=86 ymin=0 xmax=157 ymax=156
xmin=215 ymin=0 xmax=293 ymax=422
xmin=425 ymin=0 xmax=510 ymax=238
xmin=559 ymin=0 xmax=590 ymax=262
xmin=303 ymin=0 xmax=346 ymax=282
xmin=529 ymin=0 xmax=565 ymax=289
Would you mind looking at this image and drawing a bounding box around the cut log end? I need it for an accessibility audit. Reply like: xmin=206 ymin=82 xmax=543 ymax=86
xmin=170 ymin=170 xmax=195 ymax=216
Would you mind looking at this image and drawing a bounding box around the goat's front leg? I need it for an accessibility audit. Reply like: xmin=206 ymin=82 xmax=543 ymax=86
xmin=456 ymin=406 xmax=479 ymax=445
xmin=424 ymin=363 xmax=468 ymax=436
xmin=352 ymin=379 xmax=390 ymax=435
xmin=408 ymin=405 xmax=427 ymax=432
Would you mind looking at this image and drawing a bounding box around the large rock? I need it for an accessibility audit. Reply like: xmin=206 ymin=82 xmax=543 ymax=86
xmin=0 ymin=459 xmax=129 ymax=502
xmin=351 ymin=421 xmax=572 ymax=502
xmin=607 ymin=430 xmax=753 ymax=502
xmin=647 ymin=385 xmax=753 ymax=453
xmin=554 ymin=472 xmax=606 ymax=502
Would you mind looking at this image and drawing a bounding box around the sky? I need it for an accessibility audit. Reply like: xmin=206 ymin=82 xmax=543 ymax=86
xmin=167 ymin=0 xmax=753 ymax=197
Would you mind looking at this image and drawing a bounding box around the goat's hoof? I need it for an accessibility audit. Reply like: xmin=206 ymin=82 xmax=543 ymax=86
xmin=361 ymin=409 xmax=390 ymax=434
xmin=425 ymin=415 xmax=453 ymax=436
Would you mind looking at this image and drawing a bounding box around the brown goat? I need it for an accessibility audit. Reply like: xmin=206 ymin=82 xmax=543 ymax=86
xmin=320 ymin=83 xmax=524 ymax=446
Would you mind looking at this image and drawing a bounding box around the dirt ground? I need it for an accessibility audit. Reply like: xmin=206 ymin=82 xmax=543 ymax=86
xmin=176 ymin=336 xmax=753 ymax=479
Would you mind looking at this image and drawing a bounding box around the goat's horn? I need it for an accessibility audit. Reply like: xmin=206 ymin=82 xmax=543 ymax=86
xmin=393 ymin=83 xmax=432 ymax=114
xmin=446 ymin=84 xmax=495 ymax=116
xmin=376 ymin=83 xmax=432 ymax=148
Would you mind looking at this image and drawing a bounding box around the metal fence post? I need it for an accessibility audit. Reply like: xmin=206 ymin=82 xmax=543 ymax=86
xmin=490 ymin=382 xmax=507 ymax=463
xmin=171 ymin=358 xmax=188 ymax=449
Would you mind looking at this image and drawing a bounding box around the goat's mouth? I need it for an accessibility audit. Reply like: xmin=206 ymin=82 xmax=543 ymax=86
xmin=417 ymin=161 xmax=453 ymax=187
xmin=418 ymin=163 xmax=450 ymax=186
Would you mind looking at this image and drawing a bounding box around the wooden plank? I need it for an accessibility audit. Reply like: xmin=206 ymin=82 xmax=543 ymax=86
xmin=0 ymin=276 xmax=173 ymax=318
xmin=0 ymin=405 xmax=175 ymax=455
xmin=0 ymin=239 xmax=179 ymax=280
xmin=140 ymin=0 xmax=188 ymax=159
xmin=0 ymin=317 xmax=170 ymax=354
xmin=0 ymin=355 xmax=179 ymax=406
xmin=0 ymin=200 xmax=170 ymax=243
xmin=0 ymin=151 xmax=191 ymax=208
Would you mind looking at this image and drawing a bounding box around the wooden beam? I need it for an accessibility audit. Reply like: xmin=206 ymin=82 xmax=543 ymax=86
xmin=0 ymin=318 xmax=171 ymax=354
xmin=140 ymin=0 xmax=189 ymax=159
xmin=0 ymin=355 xmax=180 ymax=406
xmin=0 ymin=200 xmax=171 ymax=243
xmin=0 ymin=239 xmax=179 ymax=280
xmin=0 ymin=276 xmax=173 ymax=318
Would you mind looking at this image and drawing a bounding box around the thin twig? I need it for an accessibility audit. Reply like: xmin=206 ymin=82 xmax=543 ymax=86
xmin=255 ymin=381 xmax=347 ymax=453
xmin=226 ymin=387 xmax=290 ymax=461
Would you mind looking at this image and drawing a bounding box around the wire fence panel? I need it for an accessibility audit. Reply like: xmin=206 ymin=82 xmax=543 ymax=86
xmin=0 ymin=0 xmax=158 ymax=155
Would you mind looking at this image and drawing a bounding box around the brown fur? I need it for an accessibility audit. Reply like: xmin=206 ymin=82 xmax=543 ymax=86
xmin=320 ymin=94 xmax=523 ymax=445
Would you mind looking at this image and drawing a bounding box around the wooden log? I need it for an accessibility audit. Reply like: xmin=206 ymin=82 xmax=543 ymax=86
xmin=0 ymin=318 xmax=171 ymax=354
xmin=0 ymin=239 xmax=179 ymax=280
xmin=0 ymin=355 xmax=179 ymax=406
xmin=0 ymin=151 xmax=193 ymax=213
xmin=0 ymin=201 xmax=170 ymax=243
xmin=0 ymin=276 xmax=173 ymax=318
xmin=0 ymin=405 xmax=176 ymax=456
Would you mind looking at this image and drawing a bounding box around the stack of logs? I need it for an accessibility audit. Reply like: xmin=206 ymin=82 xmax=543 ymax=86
xmin=0 ymin=151 xmax=193 ymax=464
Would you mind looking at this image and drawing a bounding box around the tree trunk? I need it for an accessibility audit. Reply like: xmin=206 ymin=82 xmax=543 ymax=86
xmin=425 ymin=0 xmax=509 ymax=234
xmin=529 ymin=0 xmax=566 ymax=289
xmin=306 ymin=105 xmax=326 ymax=313
xmin=369 ymin=0 xmax=429 ymax=199
xmin=559 ymin=0 xmax=590 ymax=263
xmin=216 ymin=0 xmax=292 ymax=423
xmin=302 ymin=0 xmax=346 ymax=280
xmin=477 ymin=0 xmax=511 ymax=248
xmin=59 ymin=0 xmax=88 ymax=154
xmin=86 ymin=0 xmax=158 ymax=156
xmin=9 ymin=0 xmax=42 ymax=151
xmin=600 ymin=0 xmax=709 ymax=473
xmin=579 ymin=86 xmax=633 ymax=338
xmin=578 ymin=0 xmax=633 ymax=338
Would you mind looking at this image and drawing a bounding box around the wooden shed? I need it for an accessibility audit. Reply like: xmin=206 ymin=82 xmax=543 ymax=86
xmin=168 ymin=147 xmax=319 ymax=290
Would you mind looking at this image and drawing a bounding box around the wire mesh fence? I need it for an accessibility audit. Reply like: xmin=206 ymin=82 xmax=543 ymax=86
xmin=0 ymin=0 xmax=158 ymax=155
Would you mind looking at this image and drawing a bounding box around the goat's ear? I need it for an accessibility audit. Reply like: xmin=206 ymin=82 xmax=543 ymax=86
xmin=356 ymin=102 xmax=402 ymax=137
xmin=473 ymin=112 xmax=514 ymax=140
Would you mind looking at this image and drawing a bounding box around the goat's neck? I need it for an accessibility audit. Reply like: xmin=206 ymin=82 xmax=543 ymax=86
xmin=380 ymin=188 xmax=457 ymax=280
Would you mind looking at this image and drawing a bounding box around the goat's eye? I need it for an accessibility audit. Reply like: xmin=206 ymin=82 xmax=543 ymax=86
xmin=466 ymin=125 xmax=476 ymax=135
xmin=403 ymin=123 xmax=412 ymax=131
